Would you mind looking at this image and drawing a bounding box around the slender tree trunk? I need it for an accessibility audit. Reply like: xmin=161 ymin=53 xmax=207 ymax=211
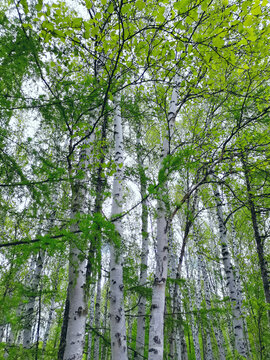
xmin=42 ymin=294 xmax=56 ymax=356
xmin=109 ymin=94 xmax=128 ymax=360
xmin=58 ymin=293 xmax=69 ymax=360
xmin=213 ymin=185 xmax=248 ymax=358
xmin=208 ymin=210 xmax=235 ymax=355
xmin=87 ymin=283 xmax=96 ymax=360
xmin=168 ymin=200 xmax=193 ymax=359
xmin=3 ymin=325 xmax=14 ymax=359
xmin=42 ymin=262 xmax=61 ymax=357
xmin=135 ymin=131 xmax=149 ymax=360
xmin=197 ymin=253 xmax=214 ymax=360
xmin=0 ymin=325 xmax=5 ymax=343
xmin=202 ymin=257 xmax=226 ymax=360
xmin=185 ymin=253 xmax=201 ymax=360
xmin=148 ymin=74 xmax=180 ymax=360
xmin=241 ymin=156 xmax=270 ymax=314
xmin=93 ymin=270 xmax=102 ymax=360
xmin=23 ymin=250 xmax=44 ymax=349
xmin=193 ymin=223 xmax=225 ymax=360
xmin=101 ymin=281 xmax=109 ymax=360
xmin=229 ymin=213 xmax=251 ymax=356
xmin=63 ymin=228 xmax=88 ymax=360
xmin=63 ymin=125 xmax=95 ymax=360
xmin=168 ymin=228 xmax=178 ymax=359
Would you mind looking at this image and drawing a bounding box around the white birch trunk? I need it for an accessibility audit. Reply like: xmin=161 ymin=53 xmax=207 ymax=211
xmin=42 ymin=261 xmax=61 ymax=356
xmin=127 ymin=296 xmax=133 ymax=359
xmin=101 ymin=281 xmax=109 ymax=360
xmin=42 ymin=295 xmax=55 ymax=355
xmin=3 ymin=325 xmax=14 ymax=359
xmin=168 ymin=218 xmax=188 ymax=360
xmin=87 ymin=283 xmax=96 ymax=360
xmin=23 ymin=250 xmax=44 ymax=349
xmin=135 ymin=132 xmax=149 ymax=360
xmin=0 ymin=325 xmax=5 ymax=343
xmin=208 ymin=210 xmax=235 ymax=354
xmin=63 ymin=234 xmax=88 ymax=360
xmin=193 ymin=224 xmax=217 ymax=360
xmin=109 ymin=94 xmax=128 ymax=360
xmin=148 ymin=74 xmax=180 ymax=360
xmin=198 ymin=250 xmax=227 ymax=360
xmin=197 ymin=253 xmax=214 ymax=360
xmin=200 ymin=254 xmax=226 ymax=360
xmin=229 ymin=215 xmax=251 ymax=357
xmin=63 ymin=125 xmax=95 ymax=360
xmin=93 ymin=271 xmax=102 ymax=360
xmin=185 ymin=253 xmax=202 ymax=360
xmin=213 ymin=185 xmax=247 ymax=358
xmin=175 ymin=330 xmax=182 ymax=360
xmin=168 ymin=228 xmax=177 ymax=358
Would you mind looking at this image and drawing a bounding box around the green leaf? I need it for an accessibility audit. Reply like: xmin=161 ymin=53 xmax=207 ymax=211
xmin=108 ymin=2 xmax=114 ymax=13
xmin=21 ymin=0 xmax=29 ymax=14
xmin=42 ymin=21 xmax=54 ymax=31
xmin=85 ymin=0 xmax=92 ymax=9
xmin=201 ymin=1 xmax=208 ymax=12
xmin=72 ymin=18 xmax=82 ymax=28
xmin=35 ymin=0 xmax=43 ymax=12
xmin=22 ymin=23 xmax=32 ymax=29
xmin=251 ymin=5 xmax=261 ymax=15
xmin=135 ymin=0 xmax=144 ymax=11
xmin=243 ymin=15 xmax=253 ymax=27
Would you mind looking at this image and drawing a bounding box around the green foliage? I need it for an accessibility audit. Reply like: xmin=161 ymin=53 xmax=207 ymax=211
xmin=0 ymin=0 xmax=270 ymax=358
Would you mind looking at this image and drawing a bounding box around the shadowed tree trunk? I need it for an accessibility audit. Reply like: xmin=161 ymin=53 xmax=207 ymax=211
xmin=241 ymin=155 xmax=270 ymax=319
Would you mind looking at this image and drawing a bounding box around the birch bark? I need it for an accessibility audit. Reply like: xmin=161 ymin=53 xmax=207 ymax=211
xmin=229 ymin=215 xmax=251 ymax=355
xmin=193 ymin=223 xmax=225 ymax=360
xmin=185 ymin=252 xmax=201 ymax=360
xmin=23 ymin=250 xmax=44 ymax=349
xmin=135 ymin=131 xmax=149 ymax=360
xmin=213 ymin=185 xmax=248 ymax=358
xmin=168 ymin=230 xmax=188 ymax=360
xmin=241 ymin=155 xmax=270 ymax=317
xmin=101 ymin=281 xmax=109 ymax=360
xmin=148 ymin=74 xmax=180 ymax=360
xmin=93 ymin=270 xmax=102 ymax=360
xmin=87 ymin=283 xmax=96 ymax=360
xmin=197 ymin=252 xmax=214 ymax=360
xmin=200 ymin=254 xmax=226 ymax=360
xmin=42 ymin=262 xmax=61 ymax=357
xmin=208 ymin=210 xmax=235 ymax=354
xmin=109 ymin=94 xmax=128 ymax=360
xmin=63 ymin=125 xmax=95 ymax=360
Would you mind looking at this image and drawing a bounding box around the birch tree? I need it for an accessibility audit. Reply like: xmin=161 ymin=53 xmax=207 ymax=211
xmin=148 ymin=73 xmax=180 ymax=359
xmin=134 ymin=128 xmax=149 ymax=359
xmin=213 ymin=185 xmax=248 ymax=358
xmin=109 ymin=94 xmax=128 ymax=360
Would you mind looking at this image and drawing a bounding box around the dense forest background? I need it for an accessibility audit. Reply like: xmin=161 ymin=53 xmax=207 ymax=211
xmin=0 ymin=0 xmax=269 ymax=359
